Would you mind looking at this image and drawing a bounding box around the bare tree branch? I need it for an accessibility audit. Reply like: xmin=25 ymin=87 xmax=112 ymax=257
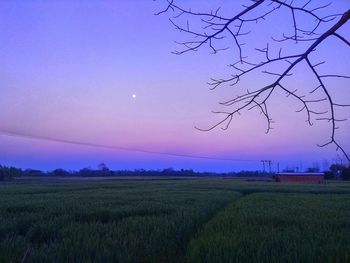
xmin=157 ymin=0 xmax=350 ymax=166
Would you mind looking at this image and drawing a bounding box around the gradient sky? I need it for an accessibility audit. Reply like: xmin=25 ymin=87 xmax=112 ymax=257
xmin=1 ymin=0 xmax=349 ymax=172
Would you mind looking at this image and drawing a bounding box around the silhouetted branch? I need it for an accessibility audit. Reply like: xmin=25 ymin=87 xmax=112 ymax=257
xmin=333 ymin=32 xmax=350 ymax=46
xmin=157 ymin=0 xmax=350 ymax=165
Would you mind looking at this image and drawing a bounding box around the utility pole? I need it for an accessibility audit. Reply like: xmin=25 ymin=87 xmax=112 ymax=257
xmin=261 ymin=160 xmax=266 ymax=172
xmin=261 ymin=160 xmax=272 ymax=173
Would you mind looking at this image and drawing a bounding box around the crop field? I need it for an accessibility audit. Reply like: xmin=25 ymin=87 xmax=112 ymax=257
xmin=0 ymin=179 xmax=350 ymax=263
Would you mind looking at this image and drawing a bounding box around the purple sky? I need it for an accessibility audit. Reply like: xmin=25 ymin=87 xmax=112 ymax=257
xmin=1 ymin=0 xmax=349 ymax=172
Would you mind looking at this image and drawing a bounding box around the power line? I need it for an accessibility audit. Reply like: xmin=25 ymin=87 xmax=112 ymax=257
xmin=0 ymin=130 xmax=261 ymax=163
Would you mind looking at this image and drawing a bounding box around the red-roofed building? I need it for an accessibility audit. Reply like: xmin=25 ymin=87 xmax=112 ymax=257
xmin=275 ymin=173 xmax=324 ymax=184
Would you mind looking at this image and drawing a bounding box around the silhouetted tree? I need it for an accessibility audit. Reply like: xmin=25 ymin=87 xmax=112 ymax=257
xmin=22 ymin=169 xmax=45 ymax=177
xmin=157 ymin=0 xmax=350 ymax=165
xmin=342 ymin=167 xmax=350 ymax=180
xmin=306 ymin=167 xmax=320 ymax=173
xmin=0 ymin=165 xmax=22 ymax=181
xmin=97 ymin=163 xmax=111 ymax=176
xmin=78 ymin=168 xmax=95 ymax=177
xmin=51 ymin=168 xmax=70 ymax=177
xmin=328 ymin=163 xmax=346 ymax=180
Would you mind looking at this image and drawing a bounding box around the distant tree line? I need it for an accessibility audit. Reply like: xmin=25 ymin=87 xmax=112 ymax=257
xmin=0 ymin=165 xmax=22 ymax=181
xmin=0 ymin=163 xmax=272 ymax=181
xmin=1 ymin=163 xmax=349 ymax=181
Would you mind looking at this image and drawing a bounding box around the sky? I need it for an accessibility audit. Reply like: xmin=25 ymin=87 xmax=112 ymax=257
xmin=0 ymin=0 xmax=349 ymax=172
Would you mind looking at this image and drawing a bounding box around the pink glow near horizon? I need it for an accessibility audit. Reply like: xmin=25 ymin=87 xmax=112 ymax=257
xmin=0 ymin=0 xmax=349 ymax=172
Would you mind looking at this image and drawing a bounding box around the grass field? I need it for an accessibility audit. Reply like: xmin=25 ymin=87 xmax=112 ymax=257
xmin=0 ymin=179 xmax=349 ymax=262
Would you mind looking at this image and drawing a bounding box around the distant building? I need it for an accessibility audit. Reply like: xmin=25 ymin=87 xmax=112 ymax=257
xmin=275 ymin=173 xmax=324 ymax=184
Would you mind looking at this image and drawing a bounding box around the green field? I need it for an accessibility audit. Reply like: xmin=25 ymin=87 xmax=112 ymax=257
xmin=0 ymin=179 xmax=349 ymax=263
